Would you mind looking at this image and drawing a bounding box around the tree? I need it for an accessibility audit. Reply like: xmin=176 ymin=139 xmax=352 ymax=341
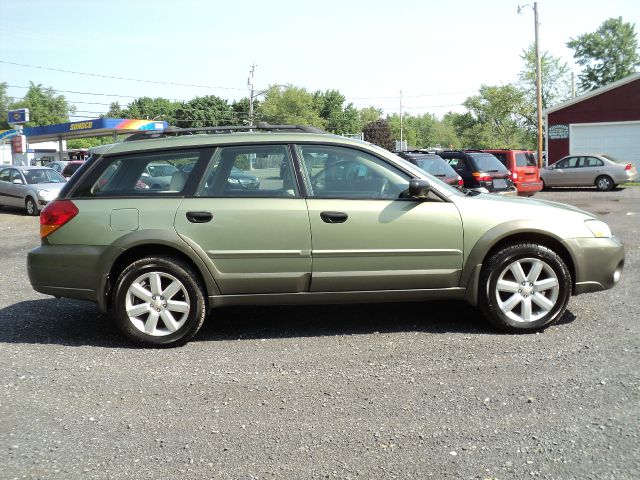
xmin=10 ymin=82 xmax=76 ymax=127
xmin=359 ymin=106 xmax=382 ymax=125
xmin=567 ymin=17 xmax=640 ymax=92
xmin=312 ymin=89 xmax=361 ymax=134
xmin=258 ymin=85 xmax=325 ymax=128
xmin=174 ymin=95 xmax=234 ymax=128
xmin=363 ymin=119 xmax=394 ymax=151
xmin=1 ymin=82 xmax=13 ymax=130
xmin=462 ymin=85 xmax=530 ymax=148
xmin=518 ymin=44 xmax=572 ymax=110
xmin=123 ymin=97 xmax=180 ymax=124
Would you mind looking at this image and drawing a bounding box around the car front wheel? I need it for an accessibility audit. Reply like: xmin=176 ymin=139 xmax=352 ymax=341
xmin=111 ymin=256 xmax=206 ymax=347
xmin=25 ymin=197 xmax=39 ymax=216
xmin=479 ymin=243 xmax=571 ymax=332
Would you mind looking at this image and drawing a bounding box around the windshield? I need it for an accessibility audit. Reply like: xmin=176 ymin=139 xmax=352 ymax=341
xmin=24 ymin=169 xmax=66 ymax=184
xmin=469 ymin=153 xmax=509 ymax=172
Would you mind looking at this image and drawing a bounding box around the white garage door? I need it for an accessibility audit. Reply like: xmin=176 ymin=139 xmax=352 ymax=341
xmin=571 ymin=121 xmax=640 ymax=167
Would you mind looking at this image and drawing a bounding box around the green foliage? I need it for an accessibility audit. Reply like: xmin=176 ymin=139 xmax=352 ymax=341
xmin=463 ymin=85 xmax=530 ymax=148
xmin=123 ymin=97 xmax=180 ymax=124
xmin=258 ymin=85 xmax=326 ymax=128
xmin=67 ymin=136 xmax=118 ymax=149
xmin=567 ymin=17 xmax=640 ymax=92
xmin=359 ymin=106 xmax=382 ymax=125
xmin=518 ymin=44 xmax=572 ymax=110
xmin=1 ymin=82 xmax=12 ymax=130
xmin=363 ymin=119 xmax=394 ymax=151
xmin=10 ymin=82 xmax=76 ymax=127
xmin=174 ymin=95 xmax=234 ymax=127
xmin=312 ymin=90 xmax=361 ymax=135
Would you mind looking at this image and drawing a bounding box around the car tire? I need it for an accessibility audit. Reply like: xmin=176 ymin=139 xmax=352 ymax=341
xmin=111 ymin=256 xmax=207 ymax=347
xmin=595 ymin=175 xmax=614 ymax=191
xmin=541 ymin=179 xmax=550 ymax=191
xmin=25 ymin=197 xmax=39 ymax=216
xmin=479 ymin=243 xmax=571 ymax=333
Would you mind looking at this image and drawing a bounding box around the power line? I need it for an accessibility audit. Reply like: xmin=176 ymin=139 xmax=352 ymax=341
xmin=0 ymin=59 xmax=246 ymax=91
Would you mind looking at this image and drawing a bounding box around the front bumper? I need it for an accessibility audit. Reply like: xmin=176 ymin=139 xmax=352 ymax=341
xmin=565 ymin=237 xmax=625 ymax=295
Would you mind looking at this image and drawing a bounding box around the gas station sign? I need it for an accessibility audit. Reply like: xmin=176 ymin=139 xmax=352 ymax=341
xmin=7 ymin=108 xmax=29 ymax=125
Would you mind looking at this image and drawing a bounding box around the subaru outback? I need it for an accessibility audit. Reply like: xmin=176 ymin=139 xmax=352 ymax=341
xmin=27 ymin=125 xmax=625 ymax=347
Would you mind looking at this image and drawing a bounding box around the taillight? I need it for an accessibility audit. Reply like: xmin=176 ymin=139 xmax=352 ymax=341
xmin=625 ymin=163 xmax=632 ymax=170
xmin=511 ymin=170 xmax=518 ymax=180
xmin=40 ymin=200 xmax=78 ymax=238
xmin=458 ymin=176 xmax=464 ymax=186
xmin=472 ymin=172 xmax=492 ymax=182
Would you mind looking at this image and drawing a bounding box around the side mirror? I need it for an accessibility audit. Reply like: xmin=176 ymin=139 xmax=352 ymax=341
xmin=12 ymin=178 xmax=24 ymax=185
xmin=409 ymin=179 xmax=431 ymax=199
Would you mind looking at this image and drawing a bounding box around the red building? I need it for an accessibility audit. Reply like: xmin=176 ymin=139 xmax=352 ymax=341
xmin=544 ymin=73 xmax=640 ymax=166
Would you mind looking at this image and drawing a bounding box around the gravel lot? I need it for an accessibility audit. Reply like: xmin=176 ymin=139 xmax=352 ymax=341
xmin=1 ymin=188 xmax=639 ymax=479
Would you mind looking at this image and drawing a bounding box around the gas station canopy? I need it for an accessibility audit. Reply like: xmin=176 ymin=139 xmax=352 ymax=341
xmin=19 ymin=118 xmax=169 ymax=142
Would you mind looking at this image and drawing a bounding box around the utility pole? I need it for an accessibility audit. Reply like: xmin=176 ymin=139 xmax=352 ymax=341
xmin=248 ymin=62 xmax=256 ymax=126
xmin=534 ymin=2 xmax=543 ymax=169
xmin=518 ymin=2 xmax=544 ymax=168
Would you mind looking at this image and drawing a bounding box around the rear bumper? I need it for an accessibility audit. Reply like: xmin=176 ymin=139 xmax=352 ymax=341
xmin=27 ymin=244 xmax=111 ymax=305
xmin=516 ymin=181 xmax=543 ymax=196
xmin=565 ymin=237 xmax=625 ymax=294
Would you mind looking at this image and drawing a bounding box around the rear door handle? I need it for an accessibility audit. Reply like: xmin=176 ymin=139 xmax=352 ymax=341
xmin=186 ymin=211 xmax=213 ymax=223
xmin=320 ymin=211 xmax=348 ymax=224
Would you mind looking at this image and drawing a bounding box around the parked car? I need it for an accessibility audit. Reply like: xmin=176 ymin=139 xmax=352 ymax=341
xmin=438 ymin=150 xmax=517 ymax=195
xmin=61 ymin=160 xmax=85 ymax=178
xmin=45 ymin=160 xmax=70 ymax=173
xmin=142 ymin=162 xmax=180 ymax=189
xmin=0 ymin=166 xmax=67 ymax=215
xmin=481 ymin=149 xmax=543 ymax=196
xmin=28 ymin=125 xmax=624 ymax=347
xmin=395 ymin=150 xmax=463 ymax=188
xmin=540 ymin=154 xmax=639 ymax=191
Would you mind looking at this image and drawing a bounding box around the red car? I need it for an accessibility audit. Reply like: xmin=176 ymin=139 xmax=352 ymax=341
xmin=481 ymin=149 xmax=543 ymax=197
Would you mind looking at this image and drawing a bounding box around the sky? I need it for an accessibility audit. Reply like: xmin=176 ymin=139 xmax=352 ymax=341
xmin=1 ymin=0 xmax=639 ymax=122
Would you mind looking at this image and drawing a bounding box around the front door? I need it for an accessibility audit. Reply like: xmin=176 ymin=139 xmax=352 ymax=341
xmin=296 ymin=144 xmax=464 ymax=292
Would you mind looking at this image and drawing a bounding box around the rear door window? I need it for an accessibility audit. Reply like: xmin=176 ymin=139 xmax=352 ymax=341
xmin=197 ymin=145 xmax=297 ymax=198
xmin=516 ymin=153 xmax=536 ymax=167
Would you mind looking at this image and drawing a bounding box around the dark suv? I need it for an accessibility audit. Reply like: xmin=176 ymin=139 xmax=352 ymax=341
xmin=395 ymin=150 xmax=463 ymax=188
xmin=439 ymin=150 xmax=516 ymax=195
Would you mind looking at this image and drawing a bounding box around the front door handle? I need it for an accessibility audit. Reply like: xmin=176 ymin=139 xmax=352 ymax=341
xmin=186 ymin=211 xmax=213 ymax=223
xmin=320 ymin=211 xmax=348 ymax=224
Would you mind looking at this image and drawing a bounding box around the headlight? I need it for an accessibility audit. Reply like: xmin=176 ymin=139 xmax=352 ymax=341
xmin=228 ymin=178 xmax=240 ymax=184
xmin=37 ymin=189 xmax=58 ymax=201
xmin=585 ymin=219 xmax=613 ymax=238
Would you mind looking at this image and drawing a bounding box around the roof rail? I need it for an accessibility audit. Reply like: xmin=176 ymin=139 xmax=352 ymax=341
xmin=124 ymin=122 xmax=327 ymax=142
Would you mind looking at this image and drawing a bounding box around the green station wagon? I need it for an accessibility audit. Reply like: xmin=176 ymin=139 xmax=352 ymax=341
xmin=27 ymin=125 xmax=625 ymax=347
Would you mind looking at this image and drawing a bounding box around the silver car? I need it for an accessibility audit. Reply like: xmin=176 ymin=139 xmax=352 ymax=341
xmin=541 ymin=154 xmax=639 ymax=191
xmin=0 ymin=166 xmax=67 ymax=215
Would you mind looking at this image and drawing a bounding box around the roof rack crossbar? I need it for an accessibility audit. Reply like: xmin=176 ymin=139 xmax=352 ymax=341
xmin=124 ymin=123 xmax=327 ymax=141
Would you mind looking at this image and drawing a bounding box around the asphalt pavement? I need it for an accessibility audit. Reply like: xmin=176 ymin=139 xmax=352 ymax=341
xmin=1 ymin=187 xmax=639 ymax=479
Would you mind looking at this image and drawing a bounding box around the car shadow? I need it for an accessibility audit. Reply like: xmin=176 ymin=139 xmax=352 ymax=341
xmin=0 ymin=206 xmax=30 ymax=216
xmin=0 ymin=297 xmax=576 ymax=348
xmin=544 ymin=187 xmax=625 ymax=193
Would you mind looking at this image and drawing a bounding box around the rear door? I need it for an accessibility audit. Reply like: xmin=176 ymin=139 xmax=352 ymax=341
xmin=174 ymin=144 xmax=312 ymax=295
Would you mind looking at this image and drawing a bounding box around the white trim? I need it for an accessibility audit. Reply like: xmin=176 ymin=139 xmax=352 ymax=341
xmin=544 ymin=73 xmax=640 ymax=115
xmin=569 ymin=120 xmax=640 ymax=128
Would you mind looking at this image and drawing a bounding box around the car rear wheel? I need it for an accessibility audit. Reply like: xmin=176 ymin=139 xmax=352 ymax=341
xmin=595 ymin=175 xmax=614 ymax=191
xmin=479 ymin=243 xmax=571 ymax=333
xmin=25 ymin=197 xmax=39 ymax=216
xmin=111 ymin=256 xmax=206 ymax=347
